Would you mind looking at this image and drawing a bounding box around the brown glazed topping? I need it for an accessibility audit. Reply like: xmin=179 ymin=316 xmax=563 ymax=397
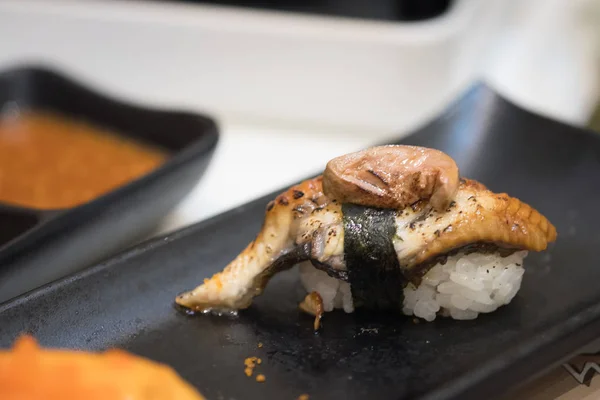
xmin=322 ymin=145 xmax=459 ymax=211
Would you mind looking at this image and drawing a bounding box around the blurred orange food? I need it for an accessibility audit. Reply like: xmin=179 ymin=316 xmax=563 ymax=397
xmin=0 ymin=335 xmax=205 ymax=400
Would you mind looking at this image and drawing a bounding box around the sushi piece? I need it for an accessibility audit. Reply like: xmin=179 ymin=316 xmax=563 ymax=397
xmin=176 ymin=145 xmax=556 ymax=325
xmin=0 ymin=335 xmax=205 ymax=400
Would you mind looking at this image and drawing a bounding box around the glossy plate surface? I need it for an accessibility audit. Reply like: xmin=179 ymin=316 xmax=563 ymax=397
xmin=1 ymin=84 xmax=598 ymax=400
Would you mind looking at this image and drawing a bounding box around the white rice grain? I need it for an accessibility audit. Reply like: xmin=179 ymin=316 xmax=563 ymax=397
xmin=403 ymin=251 xmax=527 ymax=321
xmin=298 ymin=250 xmax=527 ymax=322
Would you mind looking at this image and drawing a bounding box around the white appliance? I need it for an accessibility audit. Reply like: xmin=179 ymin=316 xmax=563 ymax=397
xmin=0 ymin=0 xmax=597 ymax=232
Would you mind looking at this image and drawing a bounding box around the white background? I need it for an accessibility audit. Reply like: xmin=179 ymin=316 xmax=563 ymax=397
xmin=0 ymin=0 xmax=598 ymax=236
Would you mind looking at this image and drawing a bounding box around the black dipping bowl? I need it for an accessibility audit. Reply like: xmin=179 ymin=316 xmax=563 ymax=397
xmin=0 ymin=65 xmax=219 ymax=304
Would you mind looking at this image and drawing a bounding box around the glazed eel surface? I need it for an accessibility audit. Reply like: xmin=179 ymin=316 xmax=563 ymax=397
xmin=176 ymin=177 xmax=556 ymax=313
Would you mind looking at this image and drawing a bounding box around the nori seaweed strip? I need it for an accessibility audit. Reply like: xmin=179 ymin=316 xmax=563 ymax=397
xmin=342 ymin=204 xmax=405 ymax=309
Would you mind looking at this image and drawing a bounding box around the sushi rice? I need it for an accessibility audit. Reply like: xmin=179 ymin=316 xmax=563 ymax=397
xmin=299 ymin=250 xmax=527 ymax=321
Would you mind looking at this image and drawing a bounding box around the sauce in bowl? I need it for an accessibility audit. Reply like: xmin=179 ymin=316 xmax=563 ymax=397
xmin=0 ymin=111 xmax=169 ymax=209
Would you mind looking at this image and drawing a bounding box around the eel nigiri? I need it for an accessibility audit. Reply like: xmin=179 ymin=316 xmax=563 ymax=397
xmin=176 ymin=145 xmax=556 ymax=325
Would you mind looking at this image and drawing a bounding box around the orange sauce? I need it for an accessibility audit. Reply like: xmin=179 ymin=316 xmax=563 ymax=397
xmin=0 ymin=111 xmax=169 ymax=209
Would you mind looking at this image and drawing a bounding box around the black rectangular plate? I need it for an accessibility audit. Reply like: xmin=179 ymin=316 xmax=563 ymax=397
xmin=0 ymin=65 xmax=219 ymax=303
xmin=1 ymin=83 xmax=599 ymax=400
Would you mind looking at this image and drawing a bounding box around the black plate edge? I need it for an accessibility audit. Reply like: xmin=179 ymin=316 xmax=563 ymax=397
xmin=0 ymin=185 xmax=262 ymax=312
xmin=421 ymin=80 xmax=600 ymax=142
xmin=424 ymin=301 xmax=600 ymax=400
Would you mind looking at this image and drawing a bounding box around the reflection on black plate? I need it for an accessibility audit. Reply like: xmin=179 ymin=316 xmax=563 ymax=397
xmin=0 ymin=66 xmax=219 ymax=303
xmin=1 ymin=83 xmax=599 ymax=400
